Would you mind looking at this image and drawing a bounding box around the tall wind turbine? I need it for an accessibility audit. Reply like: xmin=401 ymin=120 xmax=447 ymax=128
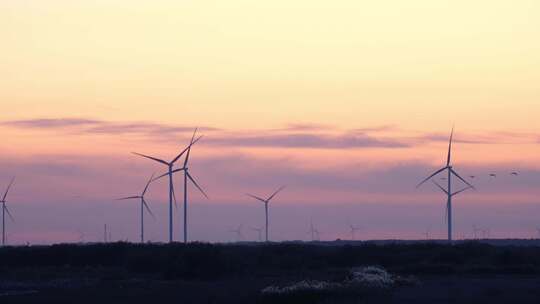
xmin=133 ymin=133 xmax=201 ymax=243
xmin=117 ymin=173 xmax=156 ymax=243
xmin=1 ymin=177 xmax=15 ymax=246
xmin=153 ymin=129 xmax=208 ymax=243
xmin=247 ymin=186 xmax=286 ymax=242
xmin=417 ymin=127 xmax=475 ymax=243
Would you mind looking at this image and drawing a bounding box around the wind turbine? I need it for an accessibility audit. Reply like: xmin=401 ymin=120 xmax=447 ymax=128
xmin=417 ymin=127 xmax=475 ymax=243
xmin=133 ymin=131 xmax=201 ymax=243
xmin=117 ymin=173 xmax=156 ymax=243
xmin=247 ymin=186 xmax=286 ymax=242
xmin=1 ymin=177 xmax=15 ymax=246
xmin=153 ymin=129 xmax=208 ymax=243
xmin=307 ymin=220 xmax=317 ymax=241
xmin=229 ymin=224 xmax=243 ymax=242
xmin=349 ymin=224 xmax=361 ymax=241
xmin=472 ymin=225 xmax=484 ymax=240
xmin=250 ymin=226 xmax=263 ymax=242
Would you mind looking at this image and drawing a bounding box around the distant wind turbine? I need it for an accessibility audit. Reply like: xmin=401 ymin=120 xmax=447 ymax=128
xmin=308 ymin=219 xmax=317 ymax=241
xmin=423 ymin=226 xmax=432 ymax=240
xmin=1 ymin=177 xmax=15 ymax=246
xmin=133 ymin=130 xmax=202 ymax=243
xmin=417 ymin=127 xmax=475 ymax=243
xmin=229 ymin=224 xmax=243 ymax=242
xmin=153 ymin=129 xmax=208 ymax=243
xmin=473 ymin=225 xmax=482 ymax=239
xmin=349 ymin=224 xmax=361 ymax=241
xmin=117 ymin=173 xmax=156 ymax=243
xmin=247 ymin=186 xmax=286 ymax=242
xmin=250 ymin=226 xmax=263 ymax=242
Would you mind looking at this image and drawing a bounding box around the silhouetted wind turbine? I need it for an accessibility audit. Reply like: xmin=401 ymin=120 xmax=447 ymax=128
xmin=417 ymin=127 xmax=475 ymax=243
xmin=133 ymin=132 xmax=201 ymax=243
xmin=247 ymin=186 xmax=286 ymax=242
xmin=117 ymin=173 xmax=156 ymax=243
xmin=153 ymin=129 xmax=208 ymax=243
xmin=1 ymin=177 xmax=15 ymax=246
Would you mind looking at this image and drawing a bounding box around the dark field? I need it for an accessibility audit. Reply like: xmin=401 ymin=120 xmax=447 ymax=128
xmin=1 ymin=241 xmax=540 ymax=303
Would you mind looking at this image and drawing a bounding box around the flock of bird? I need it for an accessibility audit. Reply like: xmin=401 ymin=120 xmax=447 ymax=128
xmin=0 ymin=127 xmax=530 ymax=246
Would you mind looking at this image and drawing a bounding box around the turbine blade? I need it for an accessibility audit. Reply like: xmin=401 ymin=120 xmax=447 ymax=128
xmin=132 ymin=152 xmax=169 ymax=166
xmin=142 ymin=173 xmax=156 ymax=196
xmin=142 ymin=198 xmax=156 ymax=220
xmin=431 ymin=180 xmax=449 ymax=195
xmin=187 ymin=172 xmax=209 ymax=199
xmin=450 ymin=168 xmax=476 ymax=190
xmin=246 ymin=194 xmax=266 ymax=203
xmin=2 ymin=177 xmax=15 ymax=202
xmin=267 ymin=186 xmax=286 ymax=202
xmin=183 ymin=128 xmax=198 ymax=167
xmin=447 ymin=126 xmax=454 ymax=166
xmin=152 ymin=169 xmax=185 ymax=182
xmin=416 ymin=167 xmax=447 ymax=188
xmin=171 ymin=135 xmax=203 ymax=164
xmin=4 ymin=206 xmax=14 ymax=222
xmin=116 ymin=196 xmax=140 ymax=201
xmin=452 ymin=186 xmax=473 ymax=196
xmin=172 ymin=182 xmax=179 ymax=210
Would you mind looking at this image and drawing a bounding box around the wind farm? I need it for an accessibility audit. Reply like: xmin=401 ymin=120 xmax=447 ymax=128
xmin=3 ymin=1 xmax=540 ymax=303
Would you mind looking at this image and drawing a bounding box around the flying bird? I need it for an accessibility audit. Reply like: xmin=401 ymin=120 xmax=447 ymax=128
xmin=469 ymin=175 xmax=476 ymax=179
xmin=511 ymin=172 xmax=519 ymax=176
xmin=489 ymin=174 xmax=497 ymax=178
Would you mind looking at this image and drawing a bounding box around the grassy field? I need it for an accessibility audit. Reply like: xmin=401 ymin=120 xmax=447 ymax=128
xmin=1 ymin=241 xmax=540 ymax=303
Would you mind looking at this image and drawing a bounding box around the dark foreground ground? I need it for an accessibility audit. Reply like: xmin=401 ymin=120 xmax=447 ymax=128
xmin=1 ymin=241 xmax=540 ymax=303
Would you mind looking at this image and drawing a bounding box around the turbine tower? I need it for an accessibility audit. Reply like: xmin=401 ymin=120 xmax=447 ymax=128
xmin=133 ymin=132 xmax=201 ymax=243
xmin=117 ymin=173 xmax=156 ymax=243
xmin=153 ymin=129 xmax=208 ymax=243
xmin=247 ymin=186 xmax=286 ymax=242
xmin=417 ymin=127 xmax=475 ymax=243
xmin=1 ymin=177 xmax=15 ymax=246
xmin=349 ymin=224 xmax=361 ymax=241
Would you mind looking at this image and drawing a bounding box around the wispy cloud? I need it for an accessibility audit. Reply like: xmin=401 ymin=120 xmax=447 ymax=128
xmin=205 ymin=132 xmax=408 ymax=149
xmin=3 ymin=118 xmax=537 ymax=151
xmin=1 ymin=118 xmax=218 ymax=136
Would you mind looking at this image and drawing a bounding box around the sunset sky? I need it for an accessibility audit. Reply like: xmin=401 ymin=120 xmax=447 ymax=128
xmin=1 ymin=1 xmax=540 ymax=244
